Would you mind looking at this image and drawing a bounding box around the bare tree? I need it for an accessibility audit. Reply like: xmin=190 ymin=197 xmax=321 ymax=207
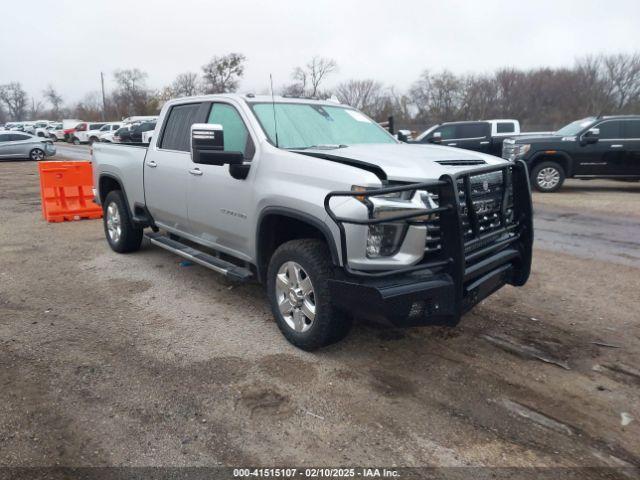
xmin=0 ymin=82 xmax=29 ymax=120
xmin=287 ymin=56 xmax=338 ymax=97
xmin=601 ymin=53 xmax=640 ymax=111
xmin=201 ymin=53 xmax=246 ymax=94
xmin=29 ymin=97 xmax=45 ymax=120
xmin=43 ymin=85 xmax=64 ymax=118
xmin=171 ymin=72 xmax=200 ymax=97
xmin=112 ymin=69 xmax=152 ymax=116
xmin=335 ymin=79 xmax=389 ymax=119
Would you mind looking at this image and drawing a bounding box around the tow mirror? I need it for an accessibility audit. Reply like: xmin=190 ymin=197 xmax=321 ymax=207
xmin=583 ymin=127 xmax=600 ymax=144
xmin=191 ymin=123 xmax=243 ymax=166
xmin=431 ymin=131 xmax=442 ymax=144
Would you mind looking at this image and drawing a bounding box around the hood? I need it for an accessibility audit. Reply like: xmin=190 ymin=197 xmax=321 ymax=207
xmin=295 ymin=143 xmax=508 ymax=182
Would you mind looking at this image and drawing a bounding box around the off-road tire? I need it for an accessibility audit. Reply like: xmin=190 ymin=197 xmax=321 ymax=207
xmin=531 ymin=161 xmax=565 ymax=192
xmin=103 ymin=190 xmax=143 ymax=253
xmin=267 ymin=239 xmax=352 ymax=350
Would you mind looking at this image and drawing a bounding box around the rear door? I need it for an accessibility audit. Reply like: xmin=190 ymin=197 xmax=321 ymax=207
xmin=187 ymin=101 xmax=257 ymax=258
xmin=622 ymin=119 xmax=640 ymax=176
xmin=144 ymin=101 xmax=209 ymax=234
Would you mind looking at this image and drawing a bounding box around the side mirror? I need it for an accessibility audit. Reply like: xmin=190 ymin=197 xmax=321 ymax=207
xmin=583 ymin=127 xmax=600 ymax=144
xmin=191 ymin=123 xmax=243 ymax=166
xmin=430 ymin=131 xmax=442 ymax=144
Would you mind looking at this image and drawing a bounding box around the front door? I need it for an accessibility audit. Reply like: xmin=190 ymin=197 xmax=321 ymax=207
xmin=574 ymin=120 xmax=626 ymax=176
xmin=187 ymin=102 xmax=257 ymax=259
xmin=144 ymin=101 xmax=208 ymax=233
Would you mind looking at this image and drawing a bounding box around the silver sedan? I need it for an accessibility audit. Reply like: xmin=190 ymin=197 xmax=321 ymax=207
xmin=0 ymin=132 xmax=56 ymax=160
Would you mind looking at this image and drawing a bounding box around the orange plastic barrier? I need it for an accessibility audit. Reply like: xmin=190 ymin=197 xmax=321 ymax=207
xmin=38 ymin=161 xmax=103 ymax=222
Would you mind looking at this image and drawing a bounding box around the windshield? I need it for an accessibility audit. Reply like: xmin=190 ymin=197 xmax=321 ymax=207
xmin=555 ymin=117 xmax=596 ymax=136
xmin=250 ymin=102 xmax=396 ymax=149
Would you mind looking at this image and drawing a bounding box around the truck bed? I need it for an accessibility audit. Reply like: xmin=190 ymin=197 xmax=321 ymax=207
xmin=91 ymin=142 xmax=148 ymax=213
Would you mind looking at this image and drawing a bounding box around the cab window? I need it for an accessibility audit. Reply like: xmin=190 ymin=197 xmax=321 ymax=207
xmin=434 ymin=125 xmax=456 ymax=140
xmin=623 ymin=120 xmax=640 ymax=139
xmin=160 ymin=102 xmax=204 ymax=152
xmin=207 ymin=103 xmax=254 ymax=159
xmin=595 ymin=121 xmax=623 ymax=139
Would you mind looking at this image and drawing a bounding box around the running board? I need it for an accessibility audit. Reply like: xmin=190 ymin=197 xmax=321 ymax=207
xmin=144 ymin=232 xmax=253 ymax=282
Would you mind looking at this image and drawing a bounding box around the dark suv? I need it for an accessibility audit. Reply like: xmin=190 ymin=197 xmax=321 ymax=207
xmin=503 ymin=115 xmax=640 ymax=192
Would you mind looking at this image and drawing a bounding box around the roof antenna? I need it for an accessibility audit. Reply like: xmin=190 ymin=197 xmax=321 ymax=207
xmin=270 ymin=74 xmax=279 ymax=148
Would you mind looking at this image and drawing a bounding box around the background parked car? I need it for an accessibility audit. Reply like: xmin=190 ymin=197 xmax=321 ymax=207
xmin=71 ymin=122 xmax=106 ymax=144
xmin=74 ymin=122 xmax=120 ymax=144
xmin=0 ymin=132 xmax=56 ymax=160
xmin=112 ymin=125 xmax=132 ymax=143
xmin=129 ymin=121 xmax=156 ymax=143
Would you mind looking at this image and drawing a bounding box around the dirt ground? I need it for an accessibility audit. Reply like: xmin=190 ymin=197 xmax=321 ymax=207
xmin=1 ymin=154 xmax=639 ymax=476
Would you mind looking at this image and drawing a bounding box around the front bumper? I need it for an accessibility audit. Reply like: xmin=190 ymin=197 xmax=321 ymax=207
xmin=324 ymin=161 xmax=533 ymax=327
xmin=329 ymin=246 xmax=520 ymax=326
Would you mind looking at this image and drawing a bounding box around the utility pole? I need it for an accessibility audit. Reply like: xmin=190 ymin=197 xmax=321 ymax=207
xmin=100 ymin=72 xmax=107 ymax=121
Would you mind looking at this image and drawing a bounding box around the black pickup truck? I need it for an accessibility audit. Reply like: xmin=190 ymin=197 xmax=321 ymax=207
xmin=503 ymin=115 xmax=640 ymax=192
xmin=413 ymin=119 xmax=525 ymax=156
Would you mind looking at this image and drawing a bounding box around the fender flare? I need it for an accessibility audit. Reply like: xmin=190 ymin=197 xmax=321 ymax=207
xmin=529 ymin=150 xmax=574 ymax=177
xmin=255 ymin=206 xmax=341 ymax=281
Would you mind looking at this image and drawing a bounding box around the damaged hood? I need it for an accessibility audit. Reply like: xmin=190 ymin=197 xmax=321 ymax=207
xmin=294 ymin=143 xmax=509 ymax=182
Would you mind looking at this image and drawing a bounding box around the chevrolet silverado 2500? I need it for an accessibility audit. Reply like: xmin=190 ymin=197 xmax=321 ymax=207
xmin=91 ymin=94 xmax=533 ymax=350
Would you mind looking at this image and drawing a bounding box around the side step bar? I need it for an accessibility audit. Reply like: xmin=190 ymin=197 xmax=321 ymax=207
xmin=144 ymin=232 xmax=253 ymax=282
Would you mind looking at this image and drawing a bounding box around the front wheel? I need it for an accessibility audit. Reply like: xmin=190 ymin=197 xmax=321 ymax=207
xmin=72 ymin=137 xmax=80 ymax=145
xmin=103 ymin=190 xmax=143 ymax=253
xmin=531 ymin=161 xmax=565 ymax=192
xmin=29 ymin=148 xmax=45 ymax=161
xmin=267 ymin=239 xmax=352 ymax=351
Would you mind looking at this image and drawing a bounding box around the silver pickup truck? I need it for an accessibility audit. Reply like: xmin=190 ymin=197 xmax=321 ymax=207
xmin=91 ymin=94 xmax=533 ymax=350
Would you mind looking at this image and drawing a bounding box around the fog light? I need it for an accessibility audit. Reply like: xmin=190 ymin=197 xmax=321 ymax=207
xmin=366 ymin=224 xmax=404 ymax=257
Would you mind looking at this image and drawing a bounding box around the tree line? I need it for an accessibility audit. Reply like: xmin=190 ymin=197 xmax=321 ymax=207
xmin=1 ymin=52 xmax=639 ymax=132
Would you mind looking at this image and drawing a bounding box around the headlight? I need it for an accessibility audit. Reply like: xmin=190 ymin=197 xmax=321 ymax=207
xmin=515 ymin=144 xmax=530 ymax=157
xmin=352 ymin=185 xmax=437 ymax=258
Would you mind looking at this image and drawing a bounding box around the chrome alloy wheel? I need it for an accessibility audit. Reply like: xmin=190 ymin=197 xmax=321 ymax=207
xmin=106 ymin=202 xmax=122 ymax=244
xmin=275 ymin=261 xmax=316 ymax=333
xmin=537 ymin=167 xmax=561 ymax=190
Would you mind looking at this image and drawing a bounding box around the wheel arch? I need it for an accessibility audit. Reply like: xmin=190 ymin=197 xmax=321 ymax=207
xmin=529 ymin=151 xmax=574 ymax=177
xmin=256 ymin=207 xmax=340 ymax=284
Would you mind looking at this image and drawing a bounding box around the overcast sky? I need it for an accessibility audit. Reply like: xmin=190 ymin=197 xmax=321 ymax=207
xmin=2 ymin=0 xmax=639 ymax=104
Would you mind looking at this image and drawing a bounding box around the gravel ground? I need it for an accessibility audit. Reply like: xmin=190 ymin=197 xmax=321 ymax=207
xmin=0 ymin=154 xmax=639 ymax=476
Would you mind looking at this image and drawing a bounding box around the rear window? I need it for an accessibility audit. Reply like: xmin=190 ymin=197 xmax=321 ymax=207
xmin=457 ymin=123 xmax=489 ymax=138
xmin=160 ymin=103 xmax=204 ymax=152
xmin=496 ymin=122 xmax=515 ymax=133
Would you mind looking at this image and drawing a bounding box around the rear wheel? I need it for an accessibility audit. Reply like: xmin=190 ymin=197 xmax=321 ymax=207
xmin=72 ymin=137 xmax=80 ymax=145
xmin=89 ymin=136 xmax=99 ymax=145
xmin=531 ymin=161 xmax=565 ymax=192
xmin=267 ymin=239 xmax=352 ymax=350
xmin=29 ymin=148 xmax=45 ymax=161
xmin=103 ymin=190 xmax=143 ymax=253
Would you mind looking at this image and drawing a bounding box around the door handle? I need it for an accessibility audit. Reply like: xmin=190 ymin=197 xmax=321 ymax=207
xmin=610 ymin=144 xmax=624 ymax=148
xmin=189 ymin=168 xmax=203 ymax=176
xmin=447 ymin=143 xmax=457 ymax=146
xmin=480 ymin=141 xmax=490 ymax=145
xmin=146 ymin=160 xmax=157 ymax=167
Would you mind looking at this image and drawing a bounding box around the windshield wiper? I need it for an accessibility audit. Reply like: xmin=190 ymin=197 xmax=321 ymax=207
xmin=289 ymin=144 xmax=349 ymax=150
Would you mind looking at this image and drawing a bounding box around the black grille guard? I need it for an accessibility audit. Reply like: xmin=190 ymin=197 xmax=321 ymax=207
xmin=324 ymin=160 xmax=533 ymax=289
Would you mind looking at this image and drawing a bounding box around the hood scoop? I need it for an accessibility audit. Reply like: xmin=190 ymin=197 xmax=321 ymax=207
xmin=436 ymin=159 xmax=486 ymax=166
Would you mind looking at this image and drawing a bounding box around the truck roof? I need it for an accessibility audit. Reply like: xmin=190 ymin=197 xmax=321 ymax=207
xmin=163 ymin=93 xmax=343 ymax=108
